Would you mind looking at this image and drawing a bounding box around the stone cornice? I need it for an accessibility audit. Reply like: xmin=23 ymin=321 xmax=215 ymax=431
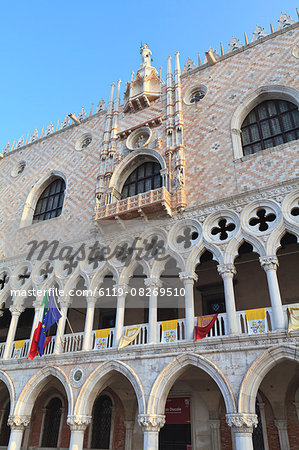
xmin=0 ymin=333 xmax=297 ymax=371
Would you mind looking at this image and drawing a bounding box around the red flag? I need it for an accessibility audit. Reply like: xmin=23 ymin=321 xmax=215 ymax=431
xmin=26 ymin=322 xmax=52 ymax=360
xmin=27 ymin=322 xmax=42 ymax=360
xmin=194 ymin=314 xmax=218 ymax=341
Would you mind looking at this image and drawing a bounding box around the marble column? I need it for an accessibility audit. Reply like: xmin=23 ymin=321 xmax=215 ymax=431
xmin=179 ymin=272 xmax=197 ymax=340
xmin=124 ymin=420 xmax=135 ymax=450
xmin=7 ymin=415 xmax=30 ymax=450
xmin=83 ymin=297 xmax=96 ymax=351
xmin=3 ymin=305 xmax=25 ymax=360
xmin=114 ymin=285 xmax=128 ymax=347
xmin=217 ymin=264 xmax=239 ymax=335
xmin=275 ymin=419 xmax=290 ymax=450
xmin=226 ymin=413 xmax=258 ymax=450
xmin=138 ymin=414 xmax=165 ymax=450
xmin=260 ymin=256 xmax=285 ymax=330
xmin=209 ymin=419 xmax=221 ymax=450
xmin=54 ymin=300 xmax=69 ymax=354
xmin=67 ymin=415 xmax=91 ymax=450
xmin=144 ymin=278 xmax=161 ymax=344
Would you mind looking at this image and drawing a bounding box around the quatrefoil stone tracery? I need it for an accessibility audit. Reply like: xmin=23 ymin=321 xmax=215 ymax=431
xmin=249 ymin=208 xmax=276 ymax=232
xmin=176 ymin=227 xmax=199 ymax=249
xmin=0 ymin=273 xmax=9 ymax=290
xmin=211 ymin=219 xmax=236 ymax=241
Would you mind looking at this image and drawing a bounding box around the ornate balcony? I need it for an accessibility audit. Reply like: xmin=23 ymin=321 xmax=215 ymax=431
xmin=1 ymin=305 xmax=295 ymax=361
xmin=95 ymin=186 xmax=172 ymax=220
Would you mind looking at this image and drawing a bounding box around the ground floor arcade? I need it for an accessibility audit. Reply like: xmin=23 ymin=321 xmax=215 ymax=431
xmin=0 ymin=343 xmax=298 ymax=450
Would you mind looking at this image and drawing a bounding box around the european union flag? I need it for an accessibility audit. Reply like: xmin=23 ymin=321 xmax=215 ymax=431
xmin=38 ymin=291 xmax=62 ymax=356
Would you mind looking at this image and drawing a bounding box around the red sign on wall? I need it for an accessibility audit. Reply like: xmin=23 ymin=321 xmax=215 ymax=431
xmin=165 ymin=397 xmax=191 ymax=424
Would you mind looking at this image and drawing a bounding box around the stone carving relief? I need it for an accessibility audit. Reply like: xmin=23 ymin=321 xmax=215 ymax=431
xmin=182 ymin=57 xmax=196 ymax=73
xmin=252 ymin=25 xmax=268 ymax=41
xmin=277 ymin=12 xmax=295 ymax=30
xmin=228 ymin=36 xmax=243 ymax=52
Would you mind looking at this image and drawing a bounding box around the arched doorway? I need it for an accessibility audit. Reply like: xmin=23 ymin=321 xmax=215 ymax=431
xmin=149 ymin=354 xmax=235 ymax=450
xmin=26 ymin=376 xmax=70 ymax=449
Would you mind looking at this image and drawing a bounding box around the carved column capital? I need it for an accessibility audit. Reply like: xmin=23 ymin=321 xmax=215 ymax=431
xmin=86 ymin=296 xmax=97 ymax=307
xmin=274 ymin=419 xmax=288 ymax=430
xmin=138 ymin=414 xmax=166 ymax=432
xmin=8 ymin=415 xmax=30 ymax=430
xmin=259 ymin=255 xmax=279 ymax=271
xmin=179 ymin=271 xmax=198 ymax=283
xmin=226 ymin=413 xmax=258 ymax=433
xmin=209 ymin=419 xmax=220 ymax=430
xmin=217 ymin=264 xmax=236 ymax=278
xmin=124 ymin=420 xmax=135 ymax=430
xmin=9 ymin=305 xmax=25 ymax=316
xmin=115 ymin=284 xmax=129 ymax=296
xmin=144 ymin=278 xmax=162 ymax=289
xmin=67 ymin=415 xmax=92 ymax=431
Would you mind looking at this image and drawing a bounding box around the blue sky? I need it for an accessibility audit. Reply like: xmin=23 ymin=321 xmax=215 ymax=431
xmin=0 ymin=1 xmax=298 ymax=151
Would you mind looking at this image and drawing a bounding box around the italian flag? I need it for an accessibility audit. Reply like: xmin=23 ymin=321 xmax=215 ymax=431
xmin=27 ymin=292 xmax=52 ymax=360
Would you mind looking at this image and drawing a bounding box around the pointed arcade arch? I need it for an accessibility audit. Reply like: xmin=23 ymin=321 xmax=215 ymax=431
xmin=74 ymin=360 xmax=146 ymax=417
xmin=147 ymin=353 xmax=236 ymax=416
xmin=238 ymin=345 xmax=299 ymax=414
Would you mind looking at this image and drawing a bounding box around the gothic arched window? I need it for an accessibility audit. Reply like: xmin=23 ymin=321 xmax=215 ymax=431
xmin=41 ymin=397 xmax=62 ymax=448
xmin=241 ymin=99 xmax=299 ymax=155
xmin=91 ymin=395 xmax=112 ymax=449
xmin=0 ymin=401 xmax=10 ymax=446
xmin=121 ymin=161 xmax=162 ymax=199
xmin=33 ymin=178 xmax=66 ymax=223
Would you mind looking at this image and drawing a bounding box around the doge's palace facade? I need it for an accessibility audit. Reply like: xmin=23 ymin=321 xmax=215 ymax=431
xmin=0 ymin=11 xmax=299 ymax=450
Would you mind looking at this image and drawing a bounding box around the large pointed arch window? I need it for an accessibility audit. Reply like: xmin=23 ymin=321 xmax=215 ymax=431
xmin=33 ymin=177 xmax=66 ymax=222
xmin=91 ymin=395 xmax=112 ymax=449
xmin=41 ymin=397 xmax=62 ymax=448
xmin=241 ymin=99 xmax=299 ymax=155
xmin=121 ymin=161 xmax=162 ymax=199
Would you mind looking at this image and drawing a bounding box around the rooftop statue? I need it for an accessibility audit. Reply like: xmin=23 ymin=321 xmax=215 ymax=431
xmin=140 ymin=43 xmax=152 ymax=68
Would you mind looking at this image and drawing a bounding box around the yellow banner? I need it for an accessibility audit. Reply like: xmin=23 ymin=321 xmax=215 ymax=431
xmin=245 ymin=308 xmax=266 ymax=321
xmin=162 ymin=319 xmax=178 ymax=332
xmin=288 ymin=307 xmax=299 ymax=332
xmin=95 ymin=328 xmax=110 ymax=339
xmin=14 ymin=340 xmax=25 ymax=349
xmin=198 ymin=315 xmax=215 ymax=327
xmin=118 ymin=326 xmax=141 ymax=350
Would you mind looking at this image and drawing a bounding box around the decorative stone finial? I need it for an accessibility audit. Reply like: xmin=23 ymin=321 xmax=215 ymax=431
xmin=96 ymin=98 xmax=106 ymax=113
xmin=78 ymin=107 xmax=87 ymax=122
xmin=228 ymin=36 xmax=243 ymax=52
xmin=277 ymin=12 xmax=295 ymax=30
xmin=252 ymin=25 xmax=268 ymax=41
xmin=45 ymin=122 xmax=54 ymax=136
xmin=29 ymin=128 xmax=39 ymax=143
xmin=204 ymin=47 xmax=219 ymax=64
xmin=16 ymin=136 xmax=24 ymax=149
xmin=140 ymin=43 xmax=152 ymax=68
xmin=182 ymin=57 xmax=196 ymax=73
xmin=3 ymin=142 xmax=10 ymax=154
xmin=60 ymin=115 xmax=71 ymax=129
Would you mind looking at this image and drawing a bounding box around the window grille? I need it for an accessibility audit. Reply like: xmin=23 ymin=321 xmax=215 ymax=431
xmin=33 ymin=178 xmax=66 ymax=222
xmin=91 ymin=395 xmax=112 ymax=449
xmin=252 ymin=399 xmax=265 ymax=450
xmin=121 ymin=162 xmax=162 ymax=199
xmin=41 ymin=397 xmax=62 ymax=448
xmin=241 ymin=99 xmax=299 ymax=155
